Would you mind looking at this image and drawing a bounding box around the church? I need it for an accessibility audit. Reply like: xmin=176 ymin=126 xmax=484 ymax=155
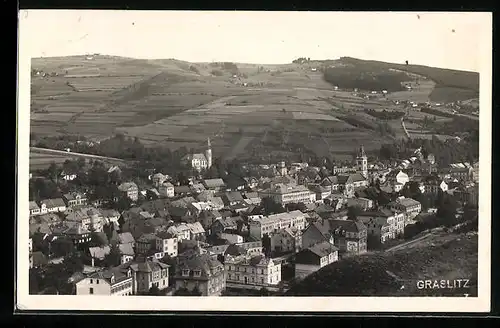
xmin=182 ymin=138 xmax=213 ymax=172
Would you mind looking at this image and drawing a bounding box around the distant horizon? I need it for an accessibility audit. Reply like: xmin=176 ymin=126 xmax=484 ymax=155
xmin=31 ymin=53 xmax=480 ymax=73
xmin=21 ymin=11 xmax=487 ymax=73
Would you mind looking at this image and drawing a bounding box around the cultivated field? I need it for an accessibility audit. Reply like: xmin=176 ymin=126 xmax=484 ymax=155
xmin=31 ymin=55 xmax=478 ymax=160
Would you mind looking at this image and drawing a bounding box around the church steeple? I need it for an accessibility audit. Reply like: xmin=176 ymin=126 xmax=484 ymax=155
xmin=356 ymin=145 xmax=368 ymax=178
xmin=206 ymin=138 xmax=212 ymax=169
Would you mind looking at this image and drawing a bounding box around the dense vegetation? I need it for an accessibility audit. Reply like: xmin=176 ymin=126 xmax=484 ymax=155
xmin=323 ymin=65 xmax=408 ymax=92
xmin=364 ymin=109 xmax=405 ymax=120
xmin=420 ymin=107 xmax=455 ymax=118
xmin=337 ymin=57 xmax=479 ymax=92
xmin=379 ymin=134 xmax=478 ymax=167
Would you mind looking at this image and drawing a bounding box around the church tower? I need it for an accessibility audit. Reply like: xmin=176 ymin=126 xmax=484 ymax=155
xmin=356 ymin=145 xmax=368 ymax=178
xmin=206 ymin=138 xmax=212 ymax=169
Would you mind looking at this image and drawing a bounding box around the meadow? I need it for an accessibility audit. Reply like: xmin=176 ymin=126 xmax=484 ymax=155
xmin=30 ymin=55 xmax=478 ymax=161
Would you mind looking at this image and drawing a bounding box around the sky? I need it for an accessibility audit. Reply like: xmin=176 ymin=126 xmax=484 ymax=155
xmin=19 ymin=11 xmax=490 ymax=72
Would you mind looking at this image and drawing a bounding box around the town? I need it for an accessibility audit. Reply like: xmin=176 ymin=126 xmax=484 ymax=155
xmin=28 ymin=133 xmax=479 ymax=296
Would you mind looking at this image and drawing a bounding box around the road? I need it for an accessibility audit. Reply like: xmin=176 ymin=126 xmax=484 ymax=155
xmin=385 ymin=231 xmax=436 ymax=252
xmin=401 ymin=117 xmax=410 ymax=138
xmin=30 ymin=147 xmax=128 ymax=163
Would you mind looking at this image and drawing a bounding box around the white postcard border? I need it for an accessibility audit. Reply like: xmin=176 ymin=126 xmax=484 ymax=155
xmin=16 ymin=10 xmax=492 ymax=313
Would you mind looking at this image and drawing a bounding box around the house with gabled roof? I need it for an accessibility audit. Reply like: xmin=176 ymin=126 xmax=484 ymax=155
xmin=270 ymin=227 xmax=302 ymax=253
xmin=118 ymin=182 xmax=139 ymax=202
xmin=120 ymin=257 xmax=170 ymax=294
xmin=386 ymin=197 xmax=422 ymax=222
xmin=202 ymin=178 xmax=226 ymax=191
xmin=222 ymin=191 xmax=245 ymax=207
xmin=294 ymin=241 xmax=339 ymax=279
xmin=76 ymin=266 xmax=134 ymax=296
xmin=62 ymin=192 xmax=88 ymax=208
xmin=210 ymin=217 xmax=239 ymax=236
xmin=174 ymin=247 xmax=225 ymax=296
xmin=302 ymin=219 xmax=367 ymax=255
xmin=118 ymin=232 xmax=135 ymax=247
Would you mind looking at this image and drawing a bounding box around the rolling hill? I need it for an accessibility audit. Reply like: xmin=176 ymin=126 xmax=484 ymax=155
xmin=30 ymin=55 xmax=479 ymax=162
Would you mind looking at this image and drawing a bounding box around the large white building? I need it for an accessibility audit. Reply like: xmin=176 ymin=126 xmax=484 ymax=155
xmin=155 ymin=231 xmax=179 ymax=258
xmin=225 ymin=253 xmax=282 ymax=287
xmin=248 ymin=210 xmax=308 ymax=239
xmin=182 ymin=138 xmax=213 ymax=171
xmin=258 ymin=183 xmax=315 ymax=205
xmin=76 ymin=267 xmax=134 ymax=296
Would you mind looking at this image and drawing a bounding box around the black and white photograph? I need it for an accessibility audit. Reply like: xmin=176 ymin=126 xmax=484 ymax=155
xmin=16 ymin=10 xmax=492 ymax=312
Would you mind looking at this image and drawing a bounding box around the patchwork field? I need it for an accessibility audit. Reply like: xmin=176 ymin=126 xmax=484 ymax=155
xmin=31 ymin=55 xmax=478 ymax=160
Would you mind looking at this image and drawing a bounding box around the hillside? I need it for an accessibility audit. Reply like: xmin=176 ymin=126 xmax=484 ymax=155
xmin=286 ymin=232 xmax=478 ymax=297
xmin=326 ymin=57 xmax=479 ymax=102
xmin=30 ymin=55 xmax=479 ymax=164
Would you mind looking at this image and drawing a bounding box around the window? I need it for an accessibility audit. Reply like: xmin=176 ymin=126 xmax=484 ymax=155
xmin=96 ymin=279 xmax=99 ymax=284
xmin=89 ymin=288 xmax=94 ymax=294
xmin=194 ymin=270 xmax=202 ymax=277
xmin=90 ymin=279 xmax=93 ymax=284
xmin=182 ymin=269 xmax=190 ymax=277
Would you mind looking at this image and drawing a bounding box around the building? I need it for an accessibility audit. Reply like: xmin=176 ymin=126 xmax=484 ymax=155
xmin=155 ymin=231 xmax=179 ymax=258
xmin=270 ymin=227 xmax=302 ymax=253
xmin=447 ymin=163 xmax=473 ymax=181
xmin=29 ymin=201 xmax=41 ymax=216
xmin=158 ymin=182 xmax=175 ymax=198
xmin=321 ymin=176 xmax=341 ymax=193
xmin=364 ymin=216 xmax=394 ymax=244
xmin=202 ymin=178 xmax=226 ymax=192
xmin=152 ymin=173 xmax=168 ymax=188
xmin=423 ymin=176 xmax=449 ymax=195
xmin=258 ymin=183 xmax=315 ymax=205
xmin=225 ymin=253 xmax=282 ymax=288
xmin=303 ymin=219 xmax=367 ymax=256
xmin=174 ymin=247 xmax=226 ymax=296
xmin=277 ymin=161 xmax=288 ymax=176
xmin=294 ymin=241 xmax=339 ymax=279
xmin=358 ymin=208 xmax=405 ymax=237
xmin=65 ymin=207 xmax=103 ymax=232
xmin=308 ymin=184 xmax=332 ymax=202
xmin=118 ymin=182 xmax=139 ymax=202
xmin=346 ymin=197 xmax=374 ymax=211
xmin=386 ymin=170 xmax=410 ymax=187
xmin=39 ymin=198 xmax=67 ymax=213
xmin=62 ymin=192 xmax=88 ymax=208
xmin=182 ymin=138 xmax=212 ymax=171
xmin=76 ymin=267 xmax=134 ymax=296
xmin=356 ymin=145 xmax=368 ymax=178
xmin=336 ymin=173 xmax=369 ymax=198
xmin=62 ymin=225 xmax=93 ymax=245
xmin=386 ymin=197 xmax=422 ymax=221
xmin=167 ymin=224 xmax=192 ymax=241
xmin=248 ymin=210 xmax=308 ymax=239
xmin=210 ymin=217 xmax=239 ymax=235
xmin=136 ymin=233 xmax=157 ymax=255
xmin=121 ymin=258 xmax=170 ymax=294
xmin=219 ymin=233 xmax=244 ymax=244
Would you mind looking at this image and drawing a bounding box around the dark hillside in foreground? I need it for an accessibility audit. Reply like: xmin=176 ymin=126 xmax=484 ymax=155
xmin=286 ymin=233 xmax=477 ymax=297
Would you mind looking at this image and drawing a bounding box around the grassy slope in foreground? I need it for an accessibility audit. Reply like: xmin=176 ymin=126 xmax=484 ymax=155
xmin=286 ymin=233 xmax=478 ymax=296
